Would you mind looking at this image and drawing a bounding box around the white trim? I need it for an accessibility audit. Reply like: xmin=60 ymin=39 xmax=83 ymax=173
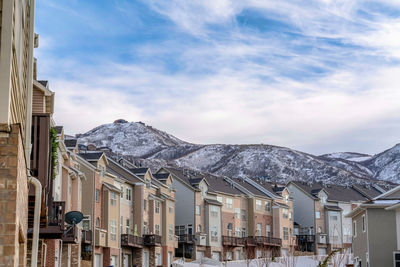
xmin=362 ymin=214 xmax=366 ymax=233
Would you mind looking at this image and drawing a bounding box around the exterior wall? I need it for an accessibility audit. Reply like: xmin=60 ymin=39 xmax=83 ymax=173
xmin=133 ymin=184 xmax=144 ymax=235
xmin=276 ymin=190 xmax=295 ymax=252
xmin=338 ymin=202 xmax=353 ymax=245
xmin=0 ymin=125 xmax=28 ymax=267
xmin=352 ymin=210 xmax=368 ymax=266
xmin=205 ymin=204 xmax=222 ymax=248
xmin=325 ymin=210 xmax=342 ymax=248
xmin=287 ymin=184 xmax=314 ymax=228
xmin=173 ymin=180 xmax=195 ymax=228
xmin=368 ymin=209 xmax=397 ymax=267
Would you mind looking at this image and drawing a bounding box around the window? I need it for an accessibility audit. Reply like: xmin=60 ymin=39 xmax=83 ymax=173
xmin=226 ymin=198 xmax=233 ymax=209
xmin=126 ymin=188 xmax=132 ymax=201
xmin=100 ymin=166 xmax=105 ymax=177
xmin=241 ymin=209 xmax=246 ymax=220
xmin=211 ymin=226 xmax=218 ymax=242
xmin=315 ymin=211 xmax=321 ymax=219
xmin=96 ymin=217 xmax=100 ymax=227
xmin=95 ymin=189 xmax=100 ymax=202
xmin=330 ymin=215 xmax=338 ymax=221
xmin=217 ymin=196 xmax=223 ymax=203
xmin=126 ymin=219 xmax=130 ymax=234
xmin=210 ymin=206 xmax=219 ymax=217
xmin=146 ymin=181 xmax=151 ymax=189
xmin=195 ymin=205 xmax=201 ymax=215
xmin=265 ymin=202 xmax=271 ymax=212
xmin=283 ymin=227 xmax=289 ymax=240
xmin=143 ymin=199 xmax=147 ymax=211
xmin=143 ymin=222 xmax=148 ymax=234
xmin=256 ymin=200 xmax=262 ymax=211
xmin=120 ymin=216 xmax=123 ymax=233
xmin=234 ymin=208 xmax=240 ymax=219
xmin=169 ymin=224 xmax=174 ymax=241
xmin=120 ymin=186 xmax=124 ymax=198
xmin=197 ymin=225 xmax=201 ymax=232
xmin=226 ymin=251 xmax=233 ymax=261
xmin=242 ymin=228 xmax=246 ymax=237
xmin=110 ymin=220 xmax=117 ymax=241
xmin=318 ymin=227 xmax=322 ymax=233
xmin=353 ymin=221 xmax=357 ymax=237
xmin=227 ymin=223 xmax=233 ymax=236
xmin=155 ymin=224 xmax=160 ymax=235
xmin=235 ymin=227 xmax=241 ymax=237
xmin=285 ymin=195 xmax=289 ymax=204
xmin=321 ymin=196 xmax=327 ymax=205
xmin=283 ymin=208 xmax=289 ymax=219
xmin=266 ymin=225 xmax=271 ymax=237
xmin=175 ymin=225 xmax=185 ymax=235
xmin=156 ymin=253 xmax=162 ymax=266
xmin=169 ymin=202 xmax=174 ymax=213
xmin=362 ymin=215 xmax=366 ymax=232
xmin=82 ymin=216 xmax=91 ymax=231
xmin=110 ymin=192 xmax=117 ymax=206
xmin=289 ymin=212 xmax=292 ymax=220
xmin=155 ymin=201 xmax=160 ymax=213
xmin=256 ymin=223 xmax=262 ymax=236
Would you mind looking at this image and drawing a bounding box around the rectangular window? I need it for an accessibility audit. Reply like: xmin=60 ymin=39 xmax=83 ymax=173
xmin=256 ymin=223 xmax=262 ymax=236
xmin=235 ymin=227 xmax=241 ymax=237
xmin=226 ymin=198 xmax=233 ymax=209
xmin=211 ymin=226 xmax=218 ymax=242
xmin=283 ymin=227 xmax=289 ymax=240
xmin=242 ymin=228 xmax=246 ymax=237
xmin=289 ymin=212 xmax=292 ymax=220
xmin=126 ymin=219 xmax=130 ymax=234
xmin=362 ymin=215 xmax=366 ymax=232
xmin=283 ymin=208 xmax=289 ymax=219
xmin=126 ymin=188 xmax=132 ymax=201
xmin=110 ymin=192 xmax=117 ymax=206
xmin=256 ymin=200 xmax=262 ymax=211
xmin=120 ymin=186 xmax=124 ymax=198
xmin=315 ymin=211 xmax=321 ymax=219
xmin=169 ymin=224 xmax=174 ymax=241
xmin=195 ymin=205 xmax=200 ymax=215
xmin=266 ymin=225 xmax=271 ymax=237
xmin=110 ymin=220 xmax=117 ymax=241
xmin=234 ymin=208 xmax=240 ymax=219
xmin=144 ymin=199 xmax=147 ymax=211
xmin=353 ymin=221 xmax=357 ymax=237
xmin=100 ymin=166 xmax=105 ymax=177
xmin=82 ymin=216 xmax=91 ymax=231
xmin=95 ymin=189 xmax=100 ymax=202
xmin=241 ymin=209 xmax=246 ymax=221
xmin=155 ymin=201 xmax=160 ymax=213
xmin=217 ymin=196 xmax=223 ymax=203
xmin=175 ymin=225 xmax=185 ymax=235
xmin=265 ymin=201 xmax=271 ymax=212
xmin=210 ymin=206 xmax=219 ymax=217
xmin=169 ymin=202 xmax=174 ymax=213
xmin=155 ymin=224 xmax=160 ymax=235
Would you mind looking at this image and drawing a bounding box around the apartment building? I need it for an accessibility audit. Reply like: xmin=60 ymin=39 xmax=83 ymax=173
xmin=0 ymin=0 xmax=36 ymax=265
xmin=346 ymin=185 xmax=400 ymax=267
xmin=157 ymin=167 xmax=222 ymax=261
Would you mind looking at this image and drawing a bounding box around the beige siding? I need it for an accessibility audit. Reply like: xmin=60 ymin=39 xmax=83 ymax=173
xmin=32 ymin=87 xmax=44 ymax=113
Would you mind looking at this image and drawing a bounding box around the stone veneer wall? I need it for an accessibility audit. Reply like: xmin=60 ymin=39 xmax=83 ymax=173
xmin=132 ymin=247 xmax=143 ymax=266
xmin=0 ymin=124 xmax=28 ymax=267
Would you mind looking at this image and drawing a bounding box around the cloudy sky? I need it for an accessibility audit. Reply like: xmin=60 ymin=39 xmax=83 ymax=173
xmin=35 ymin=0 xmax=400 ymax=155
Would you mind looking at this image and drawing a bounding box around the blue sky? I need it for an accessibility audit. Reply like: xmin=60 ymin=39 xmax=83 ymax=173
xmin=35 ymin=0 xmax=400 ymax=155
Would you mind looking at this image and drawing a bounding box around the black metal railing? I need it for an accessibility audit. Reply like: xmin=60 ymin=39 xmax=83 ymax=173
xmin=121 ymin=234 xmax=143 ymax=247
xmin=178 ymin=234 xmax=195 ymax=243
xmin=143 ymin=234 xmax=161 ymax=246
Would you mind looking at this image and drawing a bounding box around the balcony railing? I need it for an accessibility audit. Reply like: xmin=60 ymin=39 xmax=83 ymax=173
xmin=245 ymin=236 xmax=257 ymax=246
xmin=249 ymin=236 xmax=282 ymax=246
xmin=121 ymin=234 xmax=143 ymax=248
xmin=143 ymin=234 xmax=161 ymax=246
xmin=63 ymin=225 xmax=79 ymax=244
xmin=178 ymin=234 xmax=195 ymax=243
xmin=81 ymin=230 xmax=92 ymax=244
xmin=31 ymin=201 xmax=65 ymax=239
xmin=222 ymin=236 xmax=246 ymax=247
xmin=297 ymin=235 xmax=315 ymax=243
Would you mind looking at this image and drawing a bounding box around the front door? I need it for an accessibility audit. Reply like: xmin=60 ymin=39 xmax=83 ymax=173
xmin=168 ymin=252 xmax=172 ymax=266
xmin=123 ymin=254 xmax=130 ymax=267
xmin=95 ymin=254 xmax=102 ymax=267
xmin=143 ymin=251 xmax=149 ymax=267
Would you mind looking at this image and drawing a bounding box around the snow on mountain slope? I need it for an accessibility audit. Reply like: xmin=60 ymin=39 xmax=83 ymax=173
xmin=76 ymin=120 xmax=399 ymax=185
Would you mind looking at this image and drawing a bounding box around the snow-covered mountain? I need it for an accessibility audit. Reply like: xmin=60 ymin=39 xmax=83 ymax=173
xmin=76 ymin=120 xmax=399 ymax=185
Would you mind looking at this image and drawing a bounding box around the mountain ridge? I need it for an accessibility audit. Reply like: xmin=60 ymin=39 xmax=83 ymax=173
xmin=76 ymin=120 xmax=399 ymax=185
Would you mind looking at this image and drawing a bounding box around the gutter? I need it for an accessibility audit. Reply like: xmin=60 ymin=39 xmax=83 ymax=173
xmin=28 ymin=176 xmax=42 ymax=267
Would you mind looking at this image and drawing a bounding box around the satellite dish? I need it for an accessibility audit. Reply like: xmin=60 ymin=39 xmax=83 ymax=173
xmin=65 ymin=211 xmax=84 ymax=225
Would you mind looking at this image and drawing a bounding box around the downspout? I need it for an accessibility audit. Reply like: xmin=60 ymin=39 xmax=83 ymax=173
xmin=28 ymin=176 xmax=42 ymax=267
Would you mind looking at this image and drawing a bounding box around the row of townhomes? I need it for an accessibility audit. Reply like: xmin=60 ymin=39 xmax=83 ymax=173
xmin=2 ymin=1 xmax=400 ymax=267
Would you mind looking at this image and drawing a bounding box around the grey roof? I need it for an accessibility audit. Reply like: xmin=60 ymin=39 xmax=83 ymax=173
xmin=129 ymin=167 xmax=149 ymax=175
xmin=107 ymin=159 xmax=143 ymax=184
xmin=38 ymin=80 xmax=48 ymax=87
xmin=234 ymin=179 xmax=269 ymax=197
xmin=274 ymin=202 xmax=290 ymax=209
xmin=79 ymin=152 xmax=104 ymax=161
xmin=352 ymin=184 xmax=383 ymax=200
xmin=54 ymin=126 xmax=63 ymax=135
xmin=153 ymin=173 xmax=170 ymax=181
xmin=204 ymin=198 xmax=223 ymax=206
xmin=65 ymin=139 xmax=77 ymax=148
xmin=246 ymin=178 xmax=281 ymax=198
xmin=203 ymin=174 xmax=244 ymax=195
xmin=324 ymin=205 xmax=342 ymax=211
xmin=163 ymin=167 xmax=203 ymax=189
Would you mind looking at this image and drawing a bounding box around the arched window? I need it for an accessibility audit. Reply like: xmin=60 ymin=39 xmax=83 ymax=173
xmin=96 ymin=217 xmax=100 ymax=227
xmin=318 ymin=227 xmax=322 ymax=233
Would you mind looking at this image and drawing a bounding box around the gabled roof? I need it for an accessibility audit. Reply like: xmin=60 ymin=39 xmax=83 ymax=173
xmin=54 ymin=126 xmax=63 ymax=135
xmin=103 ymin=182 xmax=122 ymax=192
xmin=65 ymin=139 xmax=77 ymax=149
xmin=153 ymin=173 xmax=170 ymax=181
xmin=352 ymin=184 xmax=383 ymax=200
xmin=324 ymin=205 xmax=342 ymax=211
xmin=79 ymin=152 xmax=104 ymax=161
xmin=129 ymin=167 xmax=149 ymax=175
xmin=162 ymin=167 xmax=204 ymax=191
xmin=246 ymin=178 xmax=282 ymax=198
xmin=204 ymin=198 xmax=223 ymax=206
xmin=233 ymin=178 xmax=271 ymax=198
xmin=202 ymin=174 xmax=243 ymax=195
xmin=373 ymin=185 xmax=400 ymax=200
xmin=106 ymin=158 xmax=144 ymax=184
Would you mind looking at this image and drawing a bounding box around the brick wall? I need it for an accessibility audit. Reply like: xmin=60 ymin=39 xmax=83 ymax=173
xmin=0 ymin=124 xmax=28 ymax=267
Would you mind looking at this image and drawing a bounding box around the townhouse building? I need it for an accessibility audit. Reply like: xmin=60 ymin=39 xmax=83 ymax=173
xmin=0 ymin=0 xmax=36 ymax=265
xmin=157 ymin=167 xmax=222 ymax=261
xmin=346 ymin=185 xmax=400 ymax=267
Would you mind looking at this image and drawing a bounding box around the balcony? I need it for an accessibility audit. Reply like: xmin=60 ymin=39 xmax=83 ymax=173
xmin=178 ymin=234 xmax=195 ymax=243
xmin=63 ymin=225 xmax=79 ymax=244
xmin=121 ymin=234 xmax=143 ymax=248
xmin=236 ymin=237 xmax=245 ymax=246
xmin=222 ymin=236 xmax=236 ymax=246
xmin=95 ymin=228 xmax=107 ymax=247
xmin=81 ymin=230 xmax=93 ymax=244
xmin=245 ymin=236 xmax=257 ymax=246
xmin=143 ymin=234 xmax=161 ymax=246
xmin=297 ymin=235 xmax=315 ymax=243
xmin=269 ymin=237 xmax=282 ymax=246
xmin=195 ymin=233 xmax=207 ymax=246
xmin=31 ymin=201 xmax=65 ymax=239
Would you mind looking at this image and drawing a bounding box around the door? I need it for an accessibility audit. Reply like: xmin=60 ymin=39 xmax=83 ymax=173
xmin=168 ymin=252 xmax=172 ymax=267
xmin=111 ymin=255 xmax=118 ymax=267
xmin=123 ymin=254 xmax=130 ymax=267
xmin=317 ymin=248 xmax=327 ymax=256
xmin=211 ymin=252 xmax=220 ymax=261
xmin=143 ymin=251 xmax=149 ymax=267
xmin=196 ymin=251 xmax=204 ymax=259
xmin=95 ymin=254 xmax=102 ymax=267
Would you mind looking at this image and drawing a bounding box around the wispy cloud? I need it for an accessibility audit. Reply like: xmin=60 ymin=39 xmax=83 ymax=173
xmin=35 ymin=0 xmax=400 ymax=154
